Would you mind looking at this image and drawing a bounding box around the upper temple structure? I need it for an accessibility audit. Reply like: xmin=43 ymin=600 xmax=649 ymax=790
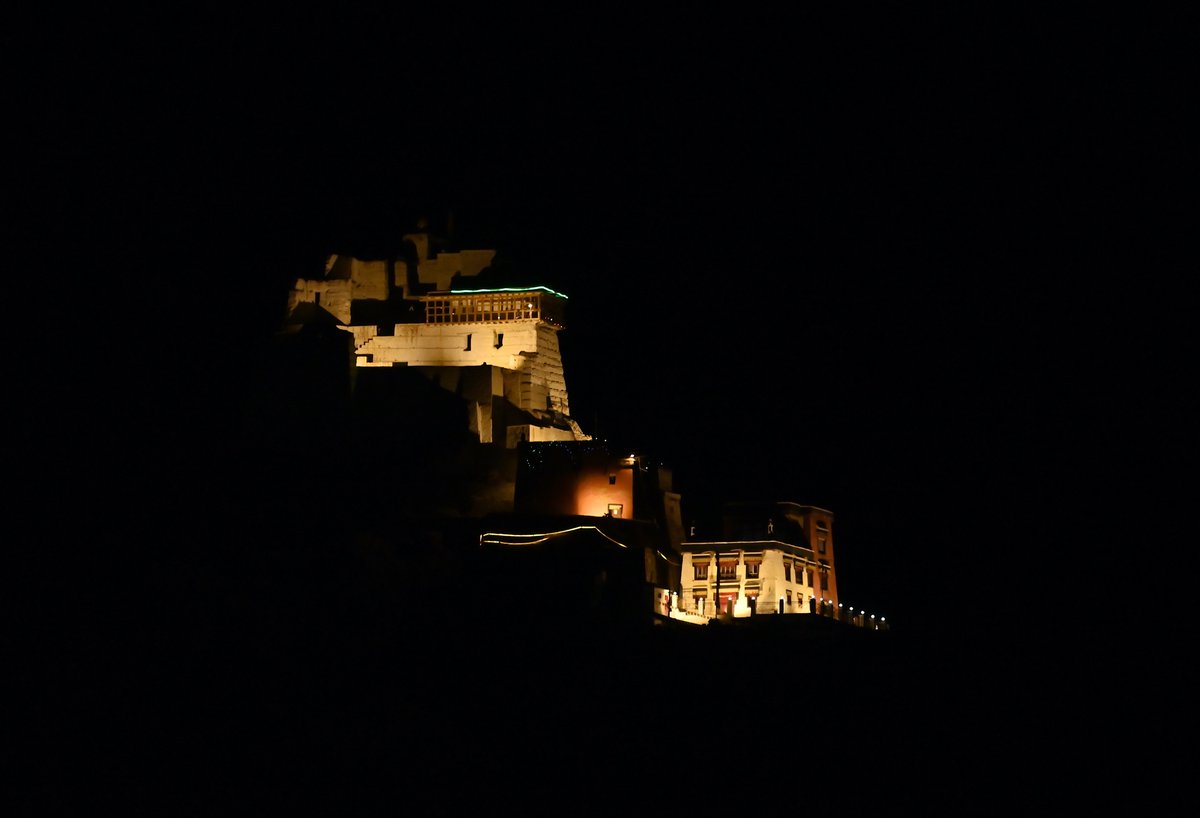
xmin=282 ymin=218 xmax=589 ymax=451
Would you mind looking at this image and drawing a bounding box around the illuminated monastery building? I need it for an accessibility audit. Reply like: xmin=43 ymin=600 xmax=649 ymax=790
xmin=679 ymin=502 xmax=840 ymax=620
xmin=282 ymin=220 xmax=861 ymax=626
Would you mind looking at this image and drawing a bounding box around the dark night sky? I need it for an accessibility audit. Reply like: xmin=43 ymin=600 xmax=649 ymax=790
xmin=38 ymin=9 xmax=1186 ymax=637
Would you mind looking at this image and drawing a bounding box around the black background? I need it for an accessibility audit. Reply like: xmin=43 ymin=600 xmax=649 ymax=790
xmin=21 ymin=7 xmax=1190 ymax=812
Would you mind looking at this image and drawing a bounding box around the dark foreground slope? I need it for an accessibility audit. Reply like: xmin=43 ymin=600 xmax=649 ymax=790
xmin=33 ymin=515 xmax=1144 ymax=817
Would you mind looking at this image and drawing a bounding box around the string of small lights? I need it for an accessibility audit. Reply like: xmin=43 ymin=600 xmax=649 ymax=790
xmin=479 ymin=524 xmax=630 ymax=549
xmin=519 ymin=439 xmax=614 ymax=472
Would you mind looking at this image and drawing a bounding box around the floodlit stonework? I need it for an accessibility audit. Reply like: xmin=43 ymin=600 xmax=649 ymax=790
xmin=679 ymin=503 xmax=840 ymax=618
xmin=284 ymin=221 xmax=588 ymax=448
xmin=276 ymin=219 xmax=879 ymax=628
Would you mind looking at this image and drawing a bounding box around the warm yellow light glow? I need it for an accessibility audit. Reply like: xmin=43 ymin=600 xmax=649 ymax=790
xmin=449 ymin=285 xmax=569 ymax=299
xmin=479 ymin=525 xmax=630 ymax=549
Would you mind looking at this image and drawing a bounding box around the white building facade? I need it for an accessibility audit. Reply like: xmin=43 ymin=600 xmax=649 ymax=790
xmin=679 ymin=541 xmax=824 ymax=618
xmin=678 ymin=503 xmax=839 ymax=618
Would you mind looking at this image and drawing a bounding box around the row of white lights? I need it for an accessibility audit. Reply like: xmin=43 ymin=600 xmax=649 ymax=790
xmin=820 ymin=599 xmax=885 ymax=622
xmin=708 ymin=592 xmax=886 ymax=624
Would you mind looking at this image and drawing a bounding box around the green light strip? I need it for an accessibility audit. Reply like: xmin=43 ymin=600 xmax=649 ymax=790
xmin=449 ymin=285 xmax=569 ymax=299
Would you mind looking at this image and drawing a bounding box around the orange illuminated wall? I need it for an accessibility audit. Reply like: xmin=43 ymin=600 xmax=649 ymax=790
xmin=573 ymin=465 xmax=634 ymax=518
xmin=781 ymin=504 xmax=838 ymax=607
xmin=514 ymin=441 xmax=637 ymax=519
